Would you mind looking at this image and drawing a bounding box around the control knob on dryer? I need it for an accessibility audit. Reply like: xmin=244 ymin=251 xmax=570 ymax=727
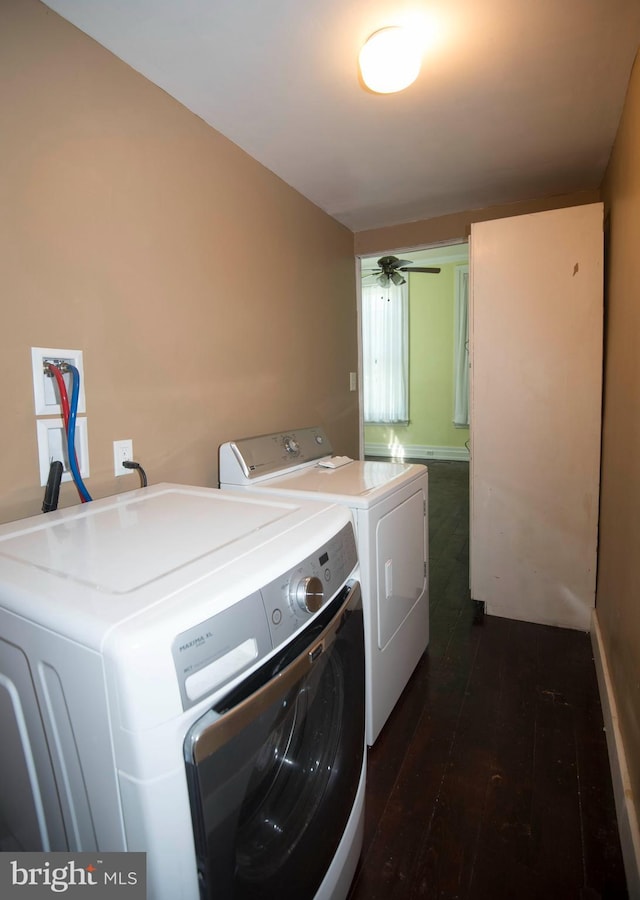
xmin=289 ymin=575 xmax=324 ymax=613
xmin=283 ymin=436 xmax=300 ymax=455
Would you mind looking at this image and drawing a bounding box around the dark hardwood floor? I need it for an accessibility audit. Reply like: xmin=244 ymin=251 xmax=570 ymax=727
xmin=348 ymin=459 xmax=627 ymax=899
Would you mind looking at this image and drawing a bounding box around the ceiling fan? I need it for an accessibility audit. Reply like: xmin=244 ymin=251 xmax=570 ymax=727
xmin=363 ymin=255 xmax=441 ymax=287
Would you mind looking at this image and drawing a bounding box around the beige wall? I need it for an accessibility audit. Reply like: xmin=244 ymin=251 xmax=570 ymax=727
xmin=0 ymin=0 xmax=359 ymax=524
xmin=598 ymin=52 xmax=640 ymax=829
xmin=355 ymin=190 xmax=601 ymax=257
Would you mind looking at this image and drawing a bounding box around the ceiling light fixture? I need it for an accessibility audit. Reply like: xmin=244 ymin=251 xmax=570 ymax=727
xmin=358 ymin=26 xmax=422 ymax=94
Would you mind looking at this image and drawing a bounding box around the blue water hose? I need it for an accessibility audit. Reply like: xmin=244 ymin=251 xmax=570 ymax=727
xmin=66 ymin=364 xmax=92 ymax=503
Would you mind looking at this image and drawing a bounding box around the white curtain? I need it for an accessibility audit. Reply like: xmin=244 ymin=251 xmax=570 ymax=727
xmin=453 ymin=266 xmax=470 ymax=427
xmin=362 ymin=281 xmax=409 ymax=423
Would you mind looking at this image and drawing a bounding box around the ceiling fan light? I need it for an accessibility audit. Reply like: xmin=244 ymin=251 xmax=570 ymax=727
xmin=359 ymin=27 xmax=422 ymax=94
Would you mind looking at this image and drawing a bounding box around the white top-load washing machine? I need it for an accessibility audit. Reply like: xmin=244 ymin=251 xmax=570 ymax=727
xmin=0 ymin=483 xmax=365 ymax=900
xmin=219 ymin=426 xmax=429 ymax=746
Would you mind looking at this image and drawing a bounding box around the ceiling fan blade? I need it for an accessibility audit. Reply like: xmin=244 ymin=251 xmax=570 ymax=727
xmin=398 ymin=266 xmax=442 ymax=274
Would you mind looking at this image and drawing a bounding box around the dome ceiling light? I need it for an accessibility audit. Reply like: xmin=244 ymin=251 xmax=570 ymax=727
xmin=358 ymin=26 xmax=422 ymax=94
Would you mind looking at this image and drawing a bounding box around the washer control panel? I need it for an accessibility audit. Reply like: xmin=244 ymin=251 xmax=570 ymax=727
xmin=172 ymin=521 xmax=357 ymax=709
xmin=261 ymin=521 xmax=357 ymax=643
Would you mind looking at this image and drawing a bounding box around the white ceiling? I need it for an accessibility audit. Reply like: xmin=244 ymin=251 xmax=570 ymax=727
xmin=42 ymin=0 xmax=640 ymax=233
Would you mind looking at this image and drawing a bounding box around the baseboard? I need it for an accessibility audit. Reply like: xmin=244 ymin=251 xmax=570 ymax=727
xmin=591 ymin=611 xmax=640 ymax=898
xmin=485 ymin=601 xmax=591 ymax=632
xmin=364 ymin=442 xmax=470 ymax=462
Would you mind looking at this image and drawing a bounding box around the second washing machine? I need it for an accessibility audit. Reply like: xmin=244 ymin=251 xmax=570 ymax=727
xmin=219 ymin=426 xmax=429 ymax=746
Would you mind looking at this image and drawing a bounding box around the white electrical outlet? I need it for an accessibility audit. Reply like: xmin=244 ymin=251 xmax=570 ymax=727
xmin=31 ymin=347 xmax=86 ymax=416
xmin=36 ymin=417 xmax=89 ymax=487
xmin=114 ymin=439 xmax=133 ymax=476
xmin=349 ymin=372 xmax=357 ymax=392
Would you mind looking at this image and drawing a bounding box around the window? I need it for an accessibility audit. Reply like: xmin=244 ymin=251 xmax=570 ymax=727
xmin=453 ymin=265 xmax=469 ymax=427
xmin=362 ymin=281 xmax=409 ymax=424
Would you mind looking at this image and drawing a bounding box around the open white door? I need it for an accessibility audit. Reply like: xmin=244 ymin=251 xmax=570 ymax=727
xmin=470 ymin=204 xmax=603 ymax=631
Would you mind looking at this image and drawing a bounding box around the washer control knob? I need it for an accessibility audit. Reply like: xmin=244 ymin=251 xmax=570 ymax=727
xmin=283 ymin=436 xmax=300 ymax=455
xmin=289 ymin=576 xmax=324 ymax=613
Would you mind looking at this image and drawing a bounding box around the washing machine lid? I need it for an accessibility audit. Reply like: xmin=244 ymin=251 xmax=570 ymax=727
xmin=0 ymin=484 xmax=351 ymax=646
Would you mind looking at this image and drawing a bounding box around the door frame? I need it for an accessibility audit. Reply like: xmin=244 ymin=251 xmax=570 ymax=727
xmin=355 ymin=238 xmax=470 ymax=461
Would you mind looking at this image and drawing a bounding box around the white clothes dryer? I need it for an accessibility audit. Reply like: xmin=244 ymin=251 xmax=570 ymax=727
xmin=219 ymin=426 xmax=429 ymax=746
xmin=0 ymin=483 xmax=365 ymax=900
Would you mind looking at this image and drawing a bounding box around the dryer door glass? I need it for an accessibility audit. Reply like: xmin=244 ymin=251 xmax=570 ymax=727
xmin=184 ymin=582 xmax=365 ymax=900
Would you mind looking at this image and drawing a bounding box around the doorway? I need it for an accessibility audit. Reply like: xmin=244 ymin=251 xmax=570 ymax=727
xmin=358 ymin=242 xmax=470 ymax=462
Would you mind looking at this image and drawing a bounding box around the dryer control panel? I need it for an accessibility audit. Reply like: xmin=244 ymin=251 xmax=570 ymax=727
xmin=219 ymin=426 xmax=333 ymax=482
xmin=172 ymin=521 xmax=357 ymax=709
